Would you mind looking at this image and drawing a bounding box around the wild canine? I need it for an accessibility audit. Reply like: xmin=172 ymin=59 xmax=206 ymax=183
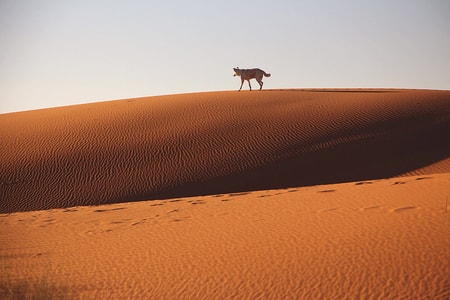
xmin=233 ymin=67 xmax=271 ymax=91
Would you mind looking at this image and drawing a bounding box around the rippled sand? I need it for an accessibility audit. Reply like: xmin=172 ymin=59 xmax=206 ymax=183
xmin=1 ymin=89 xmax=449 ymax=299
xmin=1 ymin=89 xmax=449 ymax=212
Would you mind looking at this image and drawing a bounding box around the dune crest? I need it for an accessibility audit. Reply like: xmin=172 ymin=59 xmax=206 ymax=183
xmin=1 ymin=89 xmax=450 ymax=212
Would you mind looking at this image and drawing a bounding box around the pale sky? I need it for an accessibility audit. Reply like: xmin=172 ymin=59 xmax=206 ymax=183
xmin=1 ymin=0 xmax=449 ymax=114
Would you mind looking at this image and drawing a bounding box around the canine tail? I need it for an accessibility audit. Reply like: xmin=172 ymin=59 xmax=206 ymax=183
xmin=264 ymin=72 xmax=271 ymax=77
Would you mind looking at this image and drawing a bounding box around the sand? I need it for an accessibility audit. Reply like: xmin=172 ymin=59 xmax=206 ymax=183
xmin=1 ymin=89 xmax=449 ymax=212
xmin=1 ymin=89 xmax=449 ymax=299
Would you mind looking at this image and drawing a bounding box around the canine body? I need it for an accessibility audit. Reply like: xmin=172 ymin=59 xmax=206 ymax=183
xmin=233 ymin=67 xmax=271 ymax=91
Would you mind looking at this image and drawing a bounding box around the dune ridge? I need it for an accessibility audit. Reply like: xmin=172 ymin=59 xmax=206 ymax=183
xmin=1 ymin=89 xmax=450 ymax=212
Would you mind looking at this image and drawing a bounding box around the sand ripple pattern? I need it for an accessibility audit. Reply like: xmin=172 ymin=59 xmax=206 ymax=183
xmin=1 ymin=89 xmax=449 ymax=212
xmin=1 ymin=174 xmax=448 ymax=299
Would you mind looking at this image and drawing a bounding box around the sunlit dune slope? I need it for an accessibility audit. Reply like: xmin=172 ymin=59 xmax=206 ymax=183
xmin=1 ymin=174 xmax=449 ymax=299
xmin=1 ymin=89 xmax=449 ymax=212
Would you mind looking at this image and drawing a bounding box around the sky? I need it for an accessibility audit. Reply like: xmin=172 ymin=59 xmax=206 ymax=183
xmin=1 ymin=0 xmax=449 ymax=114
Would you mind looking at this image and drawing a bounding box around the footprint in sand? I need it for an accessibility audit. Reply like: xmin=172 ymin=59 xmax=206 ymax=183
xmin=360 ymin=206 xmax=382 ymax=212
xmin=110 ymin=221 xmax=126 ymax=225
xmin=258 ymin=194 xmax=272 ymax=198
xmin=171 ymin=217 xmax=191 ymax=222
xmin=130 ymin=219 xmax=147 ymax=226
xmin=355 ymin=181 xmax=373 ymax=185
xmin=318 ymin=208 xmax=339 ymax=213
xmin=229 ymin=192 xmax=250 ymax=197
xmin=318 ymin=189 xmax=336 ymax=193
xmin=188 ymin=200 xmax=205 ymax=205
xmin=415 ymin=177 xmax=432 ymax=181
xmin=393 ymin=181 xmax=406 ymax=185
xmin=85 ymin=230 xmax=96 ymax=236
xmin=38 ymin=218 xmax=57 ymax=227
xmin=391 ymin=206 xmax=417 ymax=213
xmin=93 ymin=207 xmax=126 ymax=213
xmin=84 ymin=227 xmax=116 ymax=236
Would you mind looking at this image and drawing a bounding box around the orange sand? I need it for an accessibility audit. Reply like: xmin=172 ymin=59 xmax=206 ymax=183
xmin=1 ymin=89 xmax=449 ymax=212
xmin=1 ymin=89 xmax=449 ymax=299
xmin=1 ymin=174 xmax=449 ymax=299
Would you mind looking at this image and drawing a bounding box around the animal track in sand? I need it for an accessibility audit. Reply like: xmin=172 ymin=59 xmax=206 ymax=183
xmin=252 ymin=218 xmax=265 ymax=222
xmin=187 ymin=200 xmax=206 ymax=205
xmin=318 ymin=189 xmax=336 ymax=193
xmin=391 ymin=206 xmax=418 ymax=213
xmin=84 ymin=229 xmax=112 ymax=236
xmin=130 ymin=219 xmax=147 ymax=226
xmin=360 ymin=206 xmax=383 ymax=211
xmin=111 ymin=219 xmax=129 ymax=225
xmin=38 ymin=218 xmax=57 ymax=227
xmin=110 ymin=221 xmax=127 ymax=225
xmin=211 ymin=194 xmax=225 ymax=198
xmin=393 ymin=181 xmax=406 ymax=185
xmin=93 ymin=207 xmax=126 ymax=213
xmin=171 ymin=217 xmax=191 ymax=222
xmin=355 ymin=181 xmax=373 ymax=185
xmin=416 ymin=177 xmax=432 ymax=181
xmin=258 ymin=194 xmax=272 ymax=198
xmin=229 ymin=192 xmax=251 ymax=197
xmin=318 ymin=208 xmax=339 ymax=213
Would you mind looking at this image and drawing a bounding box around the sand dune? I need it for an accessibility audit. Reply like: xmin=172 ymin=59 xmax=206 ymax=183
xmin=1 ymin=89 xmax=450 ymax=299
xmin=1 ymin=174 xmax=449 ymax=299
xmin=1 ymin=89 xmax=449 ymax=213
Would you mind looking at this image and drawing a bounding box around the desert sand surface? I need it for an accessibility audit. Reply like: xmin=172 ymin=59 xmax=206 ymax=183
xmin=1 ymin=89 xmax=450 ymax=299
xmin=1 ymin=89 xmax=449 ymax=212
xmin=1 ymin=174 xmax=449 ymax=299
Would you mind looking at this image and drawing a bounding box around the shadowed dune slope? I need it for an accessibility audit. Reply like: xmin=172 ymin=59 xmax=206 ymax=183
xmin=1 ymin=89 xmax=449 ymax=212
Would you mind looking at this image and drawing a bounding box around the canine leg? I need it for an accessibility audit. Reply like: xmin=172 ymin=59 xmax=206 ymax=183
xmin=258 ymin=79 xmax=263 ymax=90
xmin=248 ymin=80 xmax=252 ymax=91
xmin=239 ymin=79 xmax=244 ymax=91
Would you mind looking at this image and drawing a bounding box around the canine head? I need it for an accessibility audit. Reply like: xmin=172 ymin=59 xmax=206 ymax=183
xmin=233 ymin=67 xmax=240 ymax=76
